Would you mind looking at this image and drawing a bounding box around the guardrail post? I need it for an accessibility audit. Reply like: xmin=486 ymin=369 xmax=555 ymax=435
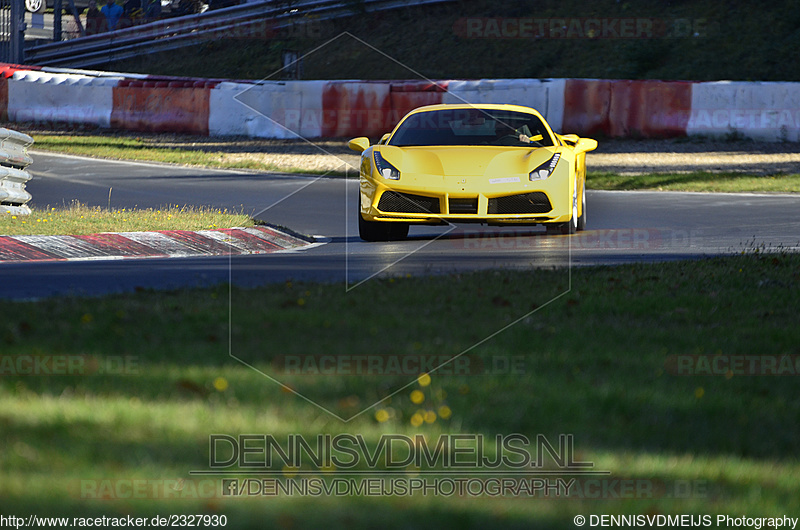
xmin=10 ymin=0 xmax=25 ymax=63
xmin=66 ymin=0 xmax=84 ymax=37
xmin=54 ymin=0 xmax=63 ymax=41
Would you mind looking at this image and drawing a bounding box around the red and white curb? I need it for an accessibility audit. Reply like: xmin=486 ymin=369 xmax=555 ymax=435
xmin=0 ymin=226 xmax=316 ymax=262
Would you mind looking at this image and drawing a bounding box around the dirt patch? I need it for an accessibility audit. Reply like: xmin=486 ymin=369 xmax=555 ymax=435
xmin=589 ymin=138 xmax=800 ymax=175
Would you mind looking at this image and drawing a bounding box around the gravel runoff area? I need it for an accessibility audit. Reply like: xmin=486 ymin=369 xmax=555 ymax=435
xmin=588 ymin=139 xmax=800 ymax=175
xmin=24 ymin=128 xmax=800 ymax=175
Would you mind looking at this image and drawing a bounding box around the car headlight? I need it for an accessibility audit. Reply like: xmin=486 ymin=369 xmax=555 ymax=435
xmin=529 ymin=153 xmax=561 ymax=181
xmin=374 ymin=151 xmax=400 ymax=180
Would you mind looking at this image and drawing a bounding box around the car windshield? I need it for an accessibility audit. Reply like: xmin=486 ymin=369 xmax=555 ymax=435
xmin=388 ymin=109 xmax=554 ymax=147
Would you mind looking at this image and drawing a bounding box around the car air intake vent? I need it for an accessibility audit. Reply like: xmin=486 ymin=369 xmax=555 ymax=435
xmin=487 ymin=192 xmax=552 ymax=214
xmin=378 ymin=191 xmax=440 ymax=214
xmin=448 ymin=198 xmax=479 ymax=214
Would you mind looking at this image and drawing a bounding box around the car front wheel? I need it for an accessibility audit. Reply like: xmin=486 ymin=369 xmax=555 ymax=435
xmin=546 ymin=179 xmax=579 ymax=235
xmin=358 ymin=211 xmax=409 ymax=242
xmin=577 ymin=182 xmax=586 ymax=231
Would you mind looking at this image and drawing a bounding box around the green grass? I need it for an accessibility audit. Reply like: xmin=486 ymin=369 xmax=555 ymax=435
xmin=588 ymin=171 xmax=800 ymax=193
xmin=33 ymin=133 xmax=255 ymax=168
xmin=32 ymin=134 xmax=302 ymax=173
xmin=0 ymin=203 xmax=254 ymax=235
xmin=1 ymin=253 xmax=798 ymax=526
xmin=32 ymin=133 xmax=351 ymax=176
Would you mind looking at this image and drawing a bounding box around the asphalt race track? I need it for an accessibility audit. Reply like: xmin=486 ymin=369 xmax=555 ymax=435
xmin=4 ymin=151 xmax=800 ymax=299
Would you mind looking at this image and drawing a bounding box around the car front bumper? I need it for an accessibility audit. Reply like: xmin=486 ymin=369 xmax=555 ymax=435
xmin=359 ymin=171 xmax=574 ymax=225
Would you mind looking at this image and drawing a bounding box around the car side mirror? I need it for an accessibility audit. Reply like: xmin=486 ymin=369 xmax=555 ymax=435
xmin=348 ymin=137 xmax=370 ymax=153
xmin=379 ymin=133 xmax=390 ymax=145
xmin=574 ymin=138 xmax=598 ymax=153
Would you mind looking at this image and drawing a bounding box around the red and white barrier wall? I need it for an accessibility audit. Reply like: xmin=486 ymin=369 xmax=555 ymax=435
xmin=1 ymin=62 xmax=799 ymax=141
xmin=8 ymin=71 xmax=121 ymax=127
xmin=443 ymin=78 xmax=565 ymax=133
xmin=112 ymin=79 xmax=216 ymax=135
xmin=209 ymin=81 xmax=325 ymax=138
xmin=562 ymin=79 xmax=693 ymax=138
xmin=208 ymin=80 xmax=447 ymax=138
xmin=687 ymin=81 xmax=800 ymax=142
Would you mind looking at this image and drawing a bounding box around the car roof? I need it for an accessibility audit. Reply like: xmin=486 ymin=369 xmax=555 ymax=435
xmin=403 ymin=103 xmax=546 ymax=119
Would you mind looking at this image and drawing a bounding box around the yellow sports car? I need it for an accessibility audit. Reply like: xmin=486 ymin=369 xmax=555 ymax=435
xmin=348 ymin=103 xmax=597 ymax=241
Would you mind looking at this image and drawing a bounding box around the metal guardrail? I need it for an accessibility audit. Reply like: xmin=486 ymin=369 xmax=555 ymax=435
xmin=25 ymin=0 xmax=453 ymax=68
xmin=0 ymin=128 xmax=35 ymax=216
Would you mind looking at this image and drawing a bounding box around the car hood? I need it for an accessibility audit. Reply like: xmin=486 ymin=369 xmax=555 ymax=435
xmin=378 ymin=145 xmax=557 ymax=177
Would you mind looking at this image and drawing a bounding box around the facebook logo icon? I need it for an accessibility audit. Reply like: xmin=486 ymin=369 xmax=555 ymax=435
xmin=221 ymin=479 xmax=239 ymax=496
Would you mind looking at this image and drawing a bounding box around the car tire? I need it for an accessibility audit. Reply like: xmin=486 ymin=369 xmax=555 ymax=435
xmin=26 ymin=0 xmax=45 ymax=13
xmin=388 ymin=223 xmax=410 ymax=240
xmin=546 ymin=219 xmax=576 ymax=235
xmin=577 ymin=182 xmax=587 ymax=231
xmin=546 ymin=179 xmax=579 ymax=235
xmin=358 ymin=210 xmax=409 ymax=242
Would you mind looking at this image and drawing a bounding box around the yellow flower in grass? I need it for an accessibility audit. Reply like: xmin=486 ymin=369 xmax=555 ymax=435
xmin=213 ymin=377 xmax=228 ymax=392
xmin=417 ymin=373 xmax=431 ymax=387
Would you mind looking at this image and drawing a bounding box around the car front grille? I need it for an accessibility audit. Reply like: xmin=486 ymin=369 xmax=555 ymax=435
xmin=487 ymin=192 xmax=552 ymax=214
xmin=448 ymin=198 xmax=478 ymax=214
xmin=377 ymin=191 xmax=440 ymax=214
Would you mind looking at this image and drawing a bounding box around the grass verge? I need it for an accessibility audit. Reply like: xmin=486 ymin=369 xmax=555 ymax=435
xmin=0 ymin=203 xmax=254 ymax=236
xmin=588 ymin=171 xmax=800 ymax=193
xmin=31 ymin=133 xmax=349 ymax=176
xmin=0 ymin=253 xmax=798 ymax=527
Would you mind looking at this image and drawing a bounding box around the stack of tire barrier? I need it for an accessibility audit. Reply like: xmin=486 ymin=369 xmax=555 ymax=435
xmin=0 ymin=62 xmax=798 ymax=141
xmin=0 ymin=128 xmax=34 ymax=216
